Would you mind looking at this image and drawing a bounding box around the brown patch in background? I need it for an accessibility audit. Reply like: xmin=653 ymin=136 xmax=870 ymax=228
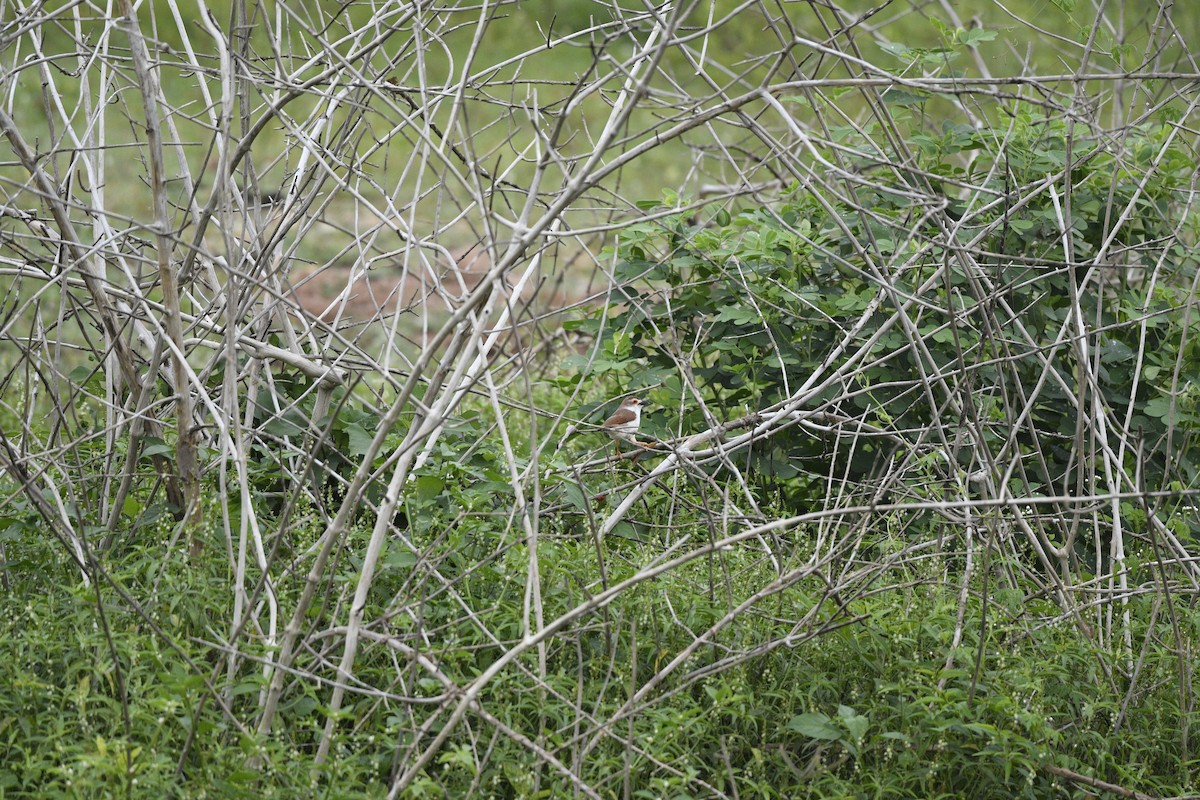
xmin=285 ymin=246 xmax=494 ymax=323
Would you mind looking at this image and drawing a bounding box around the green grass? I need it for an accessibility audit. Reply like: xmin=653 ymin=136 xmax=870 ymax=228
xmin=1 ymin=501 xmax=1195 ymax=797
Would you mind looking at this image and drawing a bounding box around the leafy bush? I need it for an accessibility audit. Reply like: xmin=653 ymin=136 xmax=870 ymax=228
xmin=2 ymin=1 xmax=1199 ymax=798
xmin=606 ymin=113 xmax=1200 ymax=529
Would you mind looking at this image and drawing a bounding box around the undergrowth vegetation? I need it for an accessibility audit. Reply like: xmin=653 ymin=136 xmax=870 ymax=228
xmin=5 ymin=508 xmax=1196 ymax=798
xmin=1 ymin=0 xmax=1199 ymax=798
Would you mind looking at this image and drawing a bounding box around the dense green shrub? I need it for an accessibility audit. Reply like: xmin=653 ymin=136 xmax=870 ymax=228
xmin=2 ymin=523 xmax=1196 ymax=797
xmin=604 ymin=113 xmax=1200 ymax=525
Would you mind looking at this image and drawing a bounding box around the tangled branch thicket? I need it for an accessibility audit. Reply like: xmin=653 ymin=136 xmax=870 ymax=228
xmin=2 ymin=0 xmax=1199 ymax=795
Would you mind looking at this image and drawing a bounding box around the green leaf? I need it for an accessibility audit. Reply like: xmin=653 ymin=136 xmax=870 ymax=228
xmin=561 ymin=354 xmax=591 ymax=373
xmin=413 ymin=475 xmax=444 ymax=503
xmin=1144 ymin=395 xmax=1174 ymax=423
xmin=561 ymin=483 xmax=588 ymax=512
xmin=345 ymin=422 xmax=375 ymax=457
xmin=714 ymin=305 xmax=761 ymax=325
xmin=562 ymin=316 xmax=601 ymax=334
xmin=837 ymin=705 xmax=869 ymax=741
xmin=384 ymin=548 xmax=418 ymax=570
xmin=1099 ymin=339 xmax=1134 ymax=362
xmin=957 ymin=28 xmax=997 ymax=47
xmin=884 ymin=89 xmax=929 ymax=107
xmin=262 ymin=415 xmax=305 ymax=438
xmin=589 ymin=358 xmax=626 ymax=374
xmin=787 ymin=712 xmax=842 ymax=740
xmin=438 ymin=743 xmax=477 ymax=772
xmin=609 ymin=521 xmax=638 ymax=540
xmin=141 ymin=439 xmax=173 ymax=458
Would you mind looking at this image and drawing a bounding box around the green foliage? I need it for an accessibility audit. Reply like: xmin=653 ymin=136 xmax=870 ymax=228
xmin=2 ymin=524 xmax=1194 ymax=797
xmin=1 ymin=558 xmax=323 ymax=796
xmin=3 ymin=5 xmax=1200 ymax=799
xmin=600 ymin=113 xmax=1200 ymax=521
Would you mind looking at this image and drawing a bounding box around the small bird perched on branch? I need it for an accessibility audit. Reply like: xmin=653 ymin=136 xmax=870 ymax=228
xmin=602 ymin=396 xmax=643 ymax=454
